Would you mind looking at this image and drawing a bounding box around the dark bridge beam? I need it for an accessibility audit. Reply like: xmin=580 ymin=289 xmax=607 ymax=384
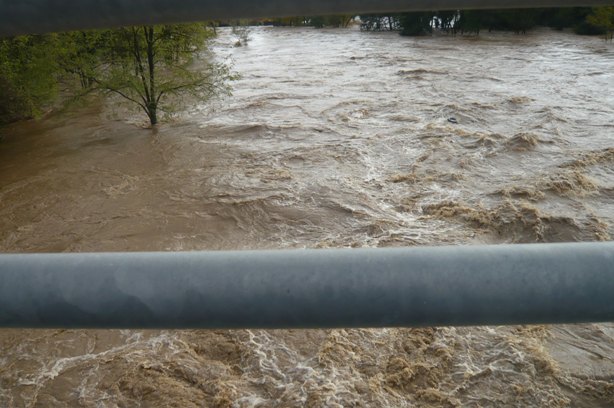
xmin=1 ymin=0 xmax=613 ymax=36
xmin=1 ymin=243 xmax=613 ymax=329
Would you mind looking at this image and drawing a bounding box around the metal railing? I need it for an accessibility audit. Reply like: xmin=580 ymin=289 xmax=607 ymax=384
xmin=1 ymin=243 xmax=613 ymax=328
xmin=1 ymin=0 xmax=614 ymax=36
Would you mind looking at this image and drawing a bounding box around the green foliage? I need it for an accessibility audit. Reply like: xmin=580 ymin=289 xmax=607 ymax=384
xmin=56 ymin=30 xmax=110 ymax=89
xmin=587 ymin=7 xmax=614 ymax=40
xmin=0 ymin=35 xmax=60 ymax=124
xmin=0 ymin=23 xmax=232 ymax=127
xmin=51 ymin=24 xmax=231 ymax=126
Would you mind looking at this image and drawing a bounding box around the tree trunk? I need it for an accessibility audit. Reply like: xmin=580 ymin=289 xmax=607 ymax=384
xmin=145 ymin=26 xmax=157 ymax=127
xmin=148 ymin=105 xmax=158 ymax=125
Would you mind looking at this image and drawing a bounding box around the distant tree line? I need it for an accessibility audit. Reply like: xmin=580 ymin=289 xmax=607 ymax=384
xmin=0 ymin=23 xmax=231 ymax=127
xmin=361 ymin=7 xmax=614 ymax=38
xmin=215 ymin=7 xmax=613 ymax=38
xmin=218 ymin=15 xmax=357 ymax=28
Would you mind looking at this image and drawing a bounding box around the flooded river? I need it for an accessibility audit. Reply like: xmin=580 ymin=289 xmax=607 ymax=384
xmin=1 ymin=27 xmax=613 ymax=407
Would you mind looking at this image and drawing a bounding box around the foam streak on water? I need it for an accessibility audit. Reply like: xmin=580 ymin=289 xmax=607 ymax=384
xmin=0 ymin=27 xmax=613 ymax=406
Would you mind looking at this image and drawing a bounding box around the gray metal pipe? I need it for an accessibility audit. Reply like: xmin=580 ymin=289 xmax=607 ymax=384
xmin=1 ymin=0 xmax=614 ymax=36
xmin=0 ymin=242 xmax=613 ymax=329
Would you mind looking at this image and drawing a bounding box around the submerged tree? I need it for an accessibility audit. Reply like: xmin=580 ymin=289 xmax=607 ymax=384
xmin=232 ymin=20 xmax=252 ymax=46
xmin=0 ymin=24 xmax=232 ymax=128
xmin=87 ymin=24 xmax=231 ymax=126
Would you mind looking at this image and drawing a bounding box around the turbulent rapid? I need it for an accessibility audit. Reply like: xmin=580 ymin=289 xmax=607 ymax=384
xmin=1 ymin=27 xmax=613 ymax=407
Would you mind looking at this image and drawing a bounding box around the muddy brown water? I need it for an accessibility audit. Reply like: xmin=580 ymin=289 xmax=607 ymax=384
xmin=0 ymin=27 xmax=613 ymax=407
